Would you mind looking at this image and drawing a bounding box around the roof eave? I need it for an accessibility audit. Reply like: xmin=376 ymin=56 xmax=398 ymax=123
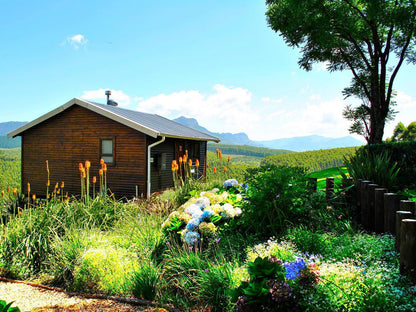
xmin=162 ymin=133 xmax=220 ymax=142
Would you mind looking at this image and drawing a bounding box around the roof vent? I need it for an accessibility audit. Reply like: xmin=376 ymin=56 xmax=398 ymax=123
xmin=105 ymin=90 xmax=118 ymax=106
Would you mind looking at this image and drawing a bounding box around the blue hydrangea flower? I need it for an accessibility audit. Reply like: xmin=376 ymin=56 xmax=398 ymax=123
xmin=184 ymin=204 xmax=202 ymax=217
xmin=195 ymin=196 xmax=210 ymax=208
xmin=201 ymin=208 xmax=214 ymax=220
xmin=186 ymin=218 xmax=201 ymax=230
xmin=224 ymin=179 xmax=239 ymax=188
xmin=283 ymin=257 xmax=307 ymax=279
xmin=185 ymin=231 xmax=200 ymax=245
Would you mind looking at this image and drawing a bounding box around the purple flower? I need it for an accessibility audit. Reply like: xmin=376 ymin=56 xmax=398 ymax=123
xmin=283 ymin=257 xmax=307 ymax=279
xmin=276 ymin=194 xmax=280 ymax=199
xmin=204 ymin=268 xmax=209 ymax=273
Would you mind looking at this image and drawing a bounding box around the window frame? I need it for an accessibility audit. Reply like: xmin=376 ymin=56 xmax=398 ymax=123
xmin=100 ymin=138 xmax=115 ymax=165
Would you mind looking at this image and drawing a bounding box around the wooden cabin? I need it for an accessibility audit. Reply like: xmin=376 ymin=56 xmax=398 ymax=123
xmin=8 ymin=98 xmax=220 ymax=198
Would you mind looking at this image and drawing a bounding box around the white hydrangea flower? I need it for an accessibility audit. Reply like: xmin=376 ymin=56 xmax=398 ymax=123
xmin=195 ymin=196 xmax=210 ymax=208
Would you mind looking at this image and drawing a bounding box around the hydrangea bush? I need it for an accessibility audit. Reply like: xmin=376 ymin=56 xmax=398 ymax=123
xmin=161 ymin=180 xmax=243 ymax=246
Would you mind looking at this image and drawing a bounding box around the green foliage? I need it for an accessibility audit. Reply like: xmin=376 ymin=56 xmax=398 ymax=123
xmin=207 ymin=143 xmax=292 ymax=158
xmin=131 ymin=262 xmax=160 ymax=300
xmin=266 ymin=0 xmax=416 ymax=144
xmin=360 ymin=141 xmax=416 ymax=190
xmin=0 ymin=300 xmax=20 ymax=312
xmin=344 ymin=146 xmax=400 ymax=190
xmin=242 ymin=165 xmax=327 ymax=237
xmin=0 ymin=148 xmax=20 ymax=192
xmin=261 ymin=147 xmax=357 ymax=172
xmin=389 ymin=121 xmax=416 ymax=142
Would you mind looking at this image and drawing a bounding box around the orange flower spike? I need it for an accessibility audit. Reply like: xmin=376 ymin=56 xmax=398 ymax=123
xmin=55 ymin=182 xmax=59 ymax=189
xmin=100 ymin=158 xmax=105 ymax=166
xmin=7 ymin=186 xmax=10 ymax=193
xmin=224 ymin=166 xmax=228 ymax=172
xmin=32 ymin=194 xmax=36 ymax=201
xmin=46 ymin=180 xmax=50 ymax=187
xmin=78 ymin=163 xmax=84 ymax=171
xmin=213 ymin=167 xmax=217 ymax=173
xmin=228 ymin=156 xmax=231 ymax=162
xmin=99 ymin=169 xmax=103 ymax=176
xmin=85 ymin=160 xmax=91 ymax=169
xmin=188 ymin=159 xmax=192 ymax=167
xmin=183 ymin=154 xmax=187 ymax=163
xmin=1 ymin=190 xmax=4 ymax=197
xmin=195 ymin=159 xmax=200 ymax=167
xmin=46 ymin=160 xmax=49 ymax=173
xmin=93 ymin=176 xmax=97 ymax=183
xmin=27 ymin=183 xmax=30 ymax=193
xmin=61 ymin=182 xmax=64 ymax=188
xmin=82 ymin=171 xmax=86 ymax=179
xmin=103 ymin=163 xmax=107 ymax=172
xmin=12 ymin=188 xmax=17 ymax=196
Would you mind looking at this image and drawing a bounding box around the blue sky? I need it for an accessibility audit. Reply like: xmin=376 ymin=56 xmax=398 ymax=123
xmin=1 ymin=0 xmax=416 ymax=141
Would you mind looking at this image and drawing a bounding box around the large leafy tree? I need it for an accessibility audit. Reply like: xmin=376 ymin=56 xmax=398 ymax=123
xmin=266 ymin=0 xmax=416 ymax=144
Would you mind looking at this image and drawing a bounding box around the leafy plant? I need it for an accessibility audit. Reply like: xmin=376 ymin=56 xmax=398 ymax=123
xmin=0 ymin=300 xmax=20 ymax=312
xmin=343 ymin=148 xmax=399 ymax=190
xmin=131 ymin=262 xmax=161 ymax=300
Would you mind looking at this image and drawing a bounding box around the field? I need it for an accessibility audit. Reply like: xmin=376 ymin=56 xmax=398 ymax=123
xmin=1 ymin=146 xmax=415 ymax=311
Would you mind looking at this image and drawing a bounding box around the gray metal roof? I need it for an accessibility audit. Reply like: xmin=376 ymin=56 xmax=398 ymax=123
xmin=8 ymin=98 xmax=221 ymax=142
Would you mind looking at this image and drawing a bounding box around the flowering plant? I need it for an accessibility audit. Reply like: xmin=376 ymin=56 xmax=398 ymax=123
xmin=161 ymin=181 xmax=243 ymax=246
xmin=235 ymin=254 xmax=321 ymax=311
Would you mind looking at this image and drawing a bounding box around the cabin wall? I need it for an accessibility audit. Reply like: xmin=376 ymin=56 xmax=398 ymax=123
xmin=21 ymin=105 xmax=147 ymax=198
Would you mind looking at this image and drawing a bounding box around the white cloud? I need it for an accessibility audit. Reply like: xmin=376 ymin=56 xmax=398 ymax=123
xmin=66 ymin=34 xmax=88 ymax=49
xmin=135 ymin=84 xmax=260 ymax=134
xmin=81 ymin=88 xmax=131 ymax=106
xmin=261 ymin=97 xmax=283 ymax=104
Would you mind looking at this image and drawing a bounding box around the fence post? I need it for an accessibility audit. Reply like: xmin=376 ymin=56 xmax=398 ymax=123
xmin=326 ymin=177 xmax=335 ymax=201
xmin=396 ymin=211 xmax=413 ymax=251
xmin=400 ymin=219 xmax=416 ymax=283
xmin=400 ymin=200 xmax=416 ymax=214
xmin=384 ymin=193 xmax=401 ymax=234
xmin=374 ymin=188 xmax=387 ymax=233
xmin=367 ymin=184 xmax=378 ymax=231
xmin=356 ymin=179 xmax=363 ymax=223
xmin=308 ymin=177 xmax=317 ymax=192
xmin=360 ymin=180 xmax=371 ymax=229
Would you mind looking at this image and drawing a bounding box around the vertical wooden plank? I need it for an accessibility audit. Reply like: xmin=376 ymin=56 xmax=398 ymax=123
xmin=374 ymin=188 xmax=387 ymax=233
xmin=326 ymin=177 xmax=335 ymax=201
xmin=308 ymin=177 xmax=317 ymax=192
xmin=400 ymin=219 xmax=416 ymax=283
xmin=396 ymin=211 xmax=413 ymax=251
xmin=367 ymin=184 xmax=378 ymax=231
xmin=360 ymin=180 xmax=371 ymax=229
xmin=400 ymin=200 xmax=416 ymax=215
xmin=384 ymin=193 xmax=401 ymax=234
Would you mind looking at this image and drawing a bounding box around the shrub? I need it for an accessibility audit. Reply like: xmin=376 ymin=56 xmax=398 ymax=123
xmin=242 ymin=165 xmax=324 ymax=236
xmin=131 ymin=262 xmax=161 ymax=300
xmin=343 ymin=147 xmax=399 ymax=190
xmin=0 ymin=300 xmax=20 ymax=312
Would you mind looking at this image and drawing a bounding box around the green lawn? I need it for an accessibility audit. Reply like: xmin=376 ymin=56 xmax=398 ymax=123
xmin=308 ymin=166 xmax=349 ymax=191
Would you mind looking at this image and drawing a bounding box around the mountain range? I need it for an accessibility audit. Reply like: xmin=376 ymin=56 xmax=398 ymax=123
xmin=0 ymin=118 xmax=363 ymax=152
xmin=173 ymin=116 xmax=363 ymax=152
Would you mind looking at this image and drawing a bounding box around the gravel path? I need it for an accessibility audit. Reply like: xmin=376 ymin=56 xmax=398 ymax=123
xmin=0 ymin=280 xmax=159 ymax=312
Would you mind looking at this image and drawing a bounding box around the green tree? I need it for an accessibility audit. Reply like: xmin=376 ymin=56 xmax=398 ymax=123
xmin=389 ymin=121 xmax=416 ymax=141
xmin=266 ymin=0 xmax=416 ymax=144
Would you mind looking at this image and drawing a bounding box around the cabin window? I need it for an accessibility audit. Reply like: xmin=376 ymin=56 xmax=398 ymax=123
xmin=101 ymin=139 xmax=114 ymax=164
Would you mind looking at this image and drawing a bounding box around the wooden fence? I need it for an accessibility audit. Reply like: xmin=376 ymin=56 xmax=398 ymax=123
xmin=354 ymin=179 xmax=416 ymax=283
xmin=308 ymin=177 xmax=416 ymax=283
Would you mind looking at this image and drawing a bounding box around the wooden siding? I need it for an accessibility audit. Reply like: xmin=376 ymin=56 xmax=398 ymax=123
xmin=21 ymin=105 xmax=147 ymax=198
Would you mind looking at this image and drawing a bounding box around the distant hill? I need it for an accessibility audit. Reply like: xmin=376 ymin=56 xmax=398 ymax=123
xmin=173 ymin=116 xmax=263 ymax=146
xmin=207 ymin=143 xmax=292 ymax=157
xmin=259 ymin=135 xmax=364 ymax=152
xmin=174 ymin=116 xmax=363 ymax=151
xmin=0 ymin=121 xmax=26 ymax=148
xmin=0 ymin=121 xmax=26 ymax=136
